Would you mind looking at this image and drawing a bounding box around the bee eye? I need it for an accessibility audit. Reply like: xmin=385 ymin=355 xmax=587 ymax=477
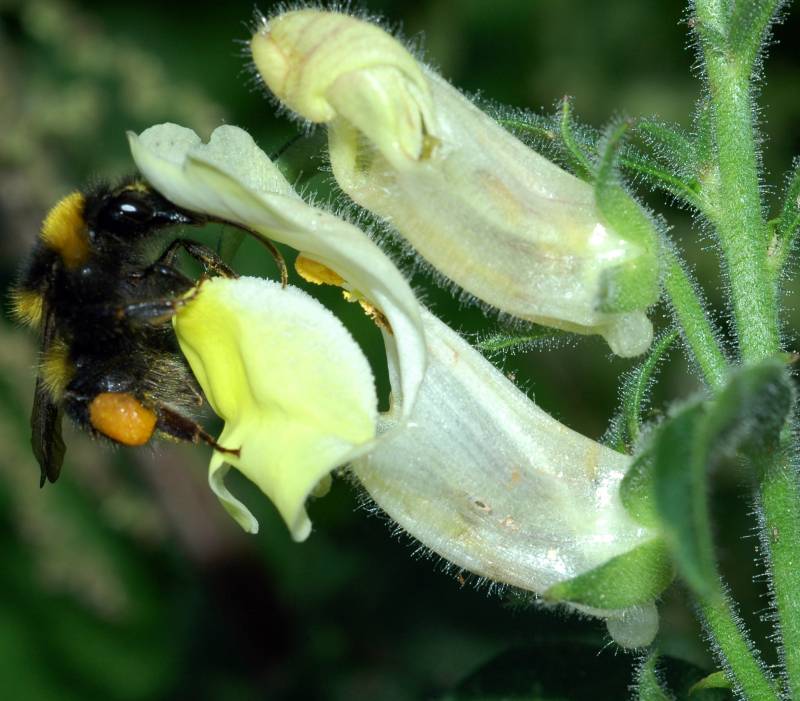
xmin=94 ymin=191 xmax=157 ymax=236
xmin=89 ymin=185 xmax=197 ymax=239
xmin=112 ymin=193 xmax=154 ymax=223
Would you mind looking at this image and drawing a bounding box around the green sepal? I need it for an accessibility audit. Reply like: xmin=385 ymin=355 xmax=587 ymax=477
xmin=544 ymin=538 xmax=673 ymax=609
xmin=557 ymin=96 xmax=594 ymax=180
xmin=598 ymin=257 xmax=660 ymax=314
xmin=593 ymin=122 xmax=660 ymax=314
xmin=621 ymin=450 xmax=658 ymax=527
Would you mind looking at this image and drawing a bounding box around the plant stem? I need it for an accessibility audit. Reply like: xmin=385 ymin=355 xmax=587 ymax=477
xmin=697 ymin=587 xmax=780 ymax=701
xmin=692 ymin=3 xmax=800 ymax=697
xmin=694 ymin=1 xmax=780 ymax=363
xmin=662 ymin=244 xmax=728 ymax=392
xmin=759 ymin=449 xmax=800 ymax=699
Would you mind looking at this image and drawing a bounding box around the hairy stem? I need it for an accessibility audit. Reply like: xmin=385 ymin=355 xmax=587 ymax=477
xmin=692 ymin=2 xmax=799 ymax=696
xmin=697 ymin=587 xmax=779 ymax=701
xmin=693 ymin=0 xmax=781 ymax=363
xmin=759 ymin=448 xmax=800 ymax=698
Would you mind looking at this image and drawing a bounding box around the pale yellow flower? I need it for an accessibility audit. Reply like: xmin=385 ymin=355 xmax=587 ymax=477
xmin=129 ymin=122 xmax=665 ymax=647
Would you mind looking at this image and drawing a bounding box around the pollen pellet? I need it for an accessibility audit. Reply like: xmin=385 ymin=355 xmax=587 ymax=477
xmin=295 ymin=255 xmax=345 ymax=286
xmin=89 ymin=392 xmax=157 ymax=446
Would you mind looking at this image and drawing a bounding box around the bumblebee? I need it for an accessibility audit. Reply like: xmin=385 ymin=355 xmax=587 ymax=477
xmin=12 ymin=179 xmax=269 ymax=486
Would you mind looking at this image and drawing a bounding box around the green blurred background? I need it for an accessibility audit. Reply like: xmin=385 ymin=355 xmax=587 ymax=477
xmin=1 ymin=1 xmax=799 ymax=699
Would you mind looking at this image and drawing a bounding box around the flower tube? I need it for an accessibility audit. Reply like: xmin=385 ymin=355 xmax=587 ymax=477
xmin=351 ymin=309 xmax=667 ymax=646
xmin=251 ymin=9 xmax=660 ymax=357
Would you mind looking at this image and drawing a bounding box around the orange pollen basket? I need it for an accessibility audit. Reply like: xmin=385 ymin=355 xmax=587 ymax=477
xmin=89 ymin=392 xmax=158 ymax=446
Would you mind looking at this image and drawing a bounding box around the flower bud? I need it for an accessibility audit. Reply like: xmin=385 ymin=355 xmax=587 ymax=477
xmin=251 ymin=10 xmax=659 ymax=357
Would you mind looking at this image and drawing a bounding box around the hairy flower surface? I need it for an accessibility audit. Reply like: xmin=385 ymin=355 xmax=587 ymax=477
xmin=176 ymin=276 xmax=377 ymax=541
xmin=251 ymin=9 xmax=660 ymax=357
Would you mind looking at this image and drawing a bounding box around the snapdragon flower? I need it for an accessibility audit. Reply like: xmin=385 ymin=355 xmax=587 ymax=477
xmin=129 ymin=123 xmax=669 ymax=647
xmin=250 ymin=9 xmax=660 ymax=357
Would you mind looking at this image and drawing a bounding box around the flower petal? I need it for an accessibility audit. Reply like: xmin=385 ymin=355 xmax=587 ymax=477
xmin=128 ymin=123 xmax=426 ymax=416
xmin=351 ymin=308 xmax=657 ymax=636
xmin=251 ymin=11 xmax=659 ymax=356
xmin=174 ymin=276 xmax=378 ymax=540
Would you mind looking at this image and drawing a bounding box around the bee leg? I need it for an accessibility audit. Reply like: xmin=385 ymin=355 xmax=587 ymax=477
xmin=256 ymin=236 xmax=288 ymax=288
xmin=158 ymin=238 xmax=239 ymax=279
xmin=206 ymin=219 xmax=289 ymax=287
xmin=185 ymin=379 xmax=205 ymax=408
xmin=113 ymin=285 xmax=201 ymax=326
xmin=156 ymin=406 xmax=240 ymax=457
xmin=129 ymin=261 xmax=194 ymax=287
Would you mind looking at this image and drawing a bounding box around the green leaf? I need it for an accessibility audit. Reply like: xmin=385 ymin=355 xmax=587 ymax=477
xmin=659 ymin=657 xmax=734 ymax=701
xmin=544 ymin=539 xmax=674 ymax=609
xmin=271 ymin=128 xmax=329 ymax=186
xmin=497 ymin=107 xmax=597 ymax=180
xmin=700 ymin=358 xmax=793 ymax=464
xmin=637 ymin=653 xmax=674 ymax=701
xmin=217 ymin=227 xmax=246 ymax=263
xmin=621 ymin=329 xmax=680 ymax=449
xmin=690 ymin=671 xmax=732 ymax=694
xmin=501 ymin=106 xmax=704 ymax=211
xmin=653 ymin=401 xmax=720 ymax=597
xmin=636 ymin=119 xmax=697 ymax=175
xmin=653 ymin=360 xmax=793 ymax=596
xmin=728 ymin=0 xmax=785 ymax=71
xmin=769 ymin=157 xmax=800 ymax=275
xmin=475 ymin=326 xmax=574 ymax=356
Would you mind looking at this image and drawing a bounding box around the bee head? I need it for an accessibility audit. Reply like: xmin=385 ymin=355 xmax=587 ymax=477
xmin=85 ymin=181 xmax=204 ymax=240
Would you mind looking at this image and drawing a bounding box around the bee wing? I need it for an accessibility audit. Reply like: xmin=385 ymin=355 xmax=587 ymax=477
xmin=30 ymin=309 xmax=66 ymax=486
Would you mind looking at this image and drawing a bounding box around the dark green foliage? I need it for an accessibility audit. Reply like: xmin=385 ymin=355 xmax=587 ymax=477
xmin=437 ymin=642 xmax=633 ymax=701
xmin=650 ymin=361 xmax=793 ymax=596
